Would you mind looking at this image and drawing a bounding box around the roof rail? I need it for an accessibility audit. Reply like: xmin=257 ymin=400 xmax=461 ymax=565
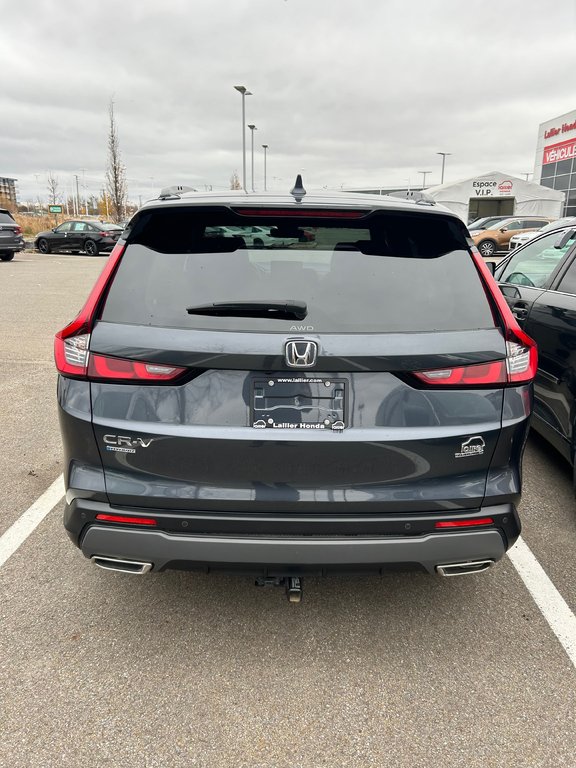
xmin=158 ymin=185 xmax=198 ymax=199
xmin=388 ymin=190 xmax=436 ymax=206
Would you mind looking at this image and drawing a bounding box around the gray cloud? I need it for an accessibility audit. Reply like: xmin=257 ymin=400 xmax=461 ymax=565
xmin=1 ymin=0 xmax=575 ymax=203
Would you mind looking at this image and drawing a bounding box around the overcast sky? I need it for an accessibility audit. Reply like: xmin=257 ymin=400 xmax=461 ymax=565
xmin=1 ymin=0 xmax=575 ymax=205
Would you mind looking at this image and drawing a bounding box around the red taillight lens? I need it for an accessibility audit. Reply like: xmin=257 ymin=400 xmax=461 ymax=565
xmin=54 ymin=243 xmax=126 ymax=377
xmin=88 ymin=354 xmax=186 ymax=381
xmin=14 ymin=225 xmax=22 ymax=235
xmin=504 ymin=327 xmax=538 ymax=384
xmin=54 ymin=331 xmax=91 ymax=376
xmin=95 ymin=514 xmax=157 ymax=526
xmin=414 ymin=360 xmax=506 ymax=386
xmin=414 ymin=251 xmax=538 ymax=388
xmin=471 ymin=248 xmax=538 ymax=385
xmin=435 ymin=517 xmax=494 ymax=529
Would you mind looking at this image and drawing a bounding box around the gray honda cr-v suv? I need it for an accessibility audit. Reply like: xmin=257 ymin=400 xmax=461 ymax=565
xmin=55 ymin=181 xmax=536 ymax=595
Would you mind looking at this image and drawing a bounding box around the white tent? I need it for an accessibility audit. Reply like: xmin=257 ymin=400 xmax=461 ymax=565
xmin=425 ymin=171 xmax=565 ymax=222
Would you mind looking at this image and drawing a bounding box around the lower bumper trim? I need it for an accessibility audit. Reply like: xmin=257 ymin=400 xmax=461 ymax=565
xmin=81 ymin=526 xmax=506 ymax=575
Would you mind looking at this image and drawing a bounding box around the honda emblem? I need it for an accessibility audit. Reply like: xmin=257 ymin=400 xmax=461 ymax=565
xmin=285 ymin=339 xmax=318 ymax=368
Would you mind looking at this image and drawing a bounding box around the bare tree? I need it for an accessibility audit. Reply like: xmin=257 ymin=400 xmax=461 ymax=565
xmin=46 ymin=172 xmax=61 ymax=206
xmin=230 ymin=171 xmax=241 ymax=190
xmin=105 ymin=99 xmax=127 ymax=223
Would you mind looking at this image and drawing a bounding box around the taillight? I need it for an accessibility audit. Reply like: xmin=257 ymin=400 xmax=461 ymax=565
xmin=88 ymin=354 xmax=185 ymax=381
xmin=14 ymin=225 xmax=22 ymax=235
xmin=232 ymin=208 xmax=369 ymax=218
xmin=415 ymin=248 xmax=539 ymax=388
xmin=414 ymin=360 xmax=506 ymax=386
xmin=504 ymin=327 xmax=538 ymax=383
xmin=54 ymin=242 xmax=126 ymax=377
xmin=470 ymin=248 xmax=538 ymax=385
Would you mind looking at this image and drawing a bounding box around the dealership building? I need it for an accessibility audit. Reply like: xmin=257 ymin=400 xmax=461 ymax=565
xmin=533 ymin=108 xmax=576 ymax=218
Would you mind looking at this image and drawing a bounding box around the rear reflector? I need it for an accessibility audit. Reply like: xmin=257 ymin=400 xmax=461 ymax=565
xmin=435 ymin=517 xmax=494 ymax=529
xmin=96 ymin=514 xmax=157 ymax=526
xmin=232 ymin=208 xmax=369 ymax=218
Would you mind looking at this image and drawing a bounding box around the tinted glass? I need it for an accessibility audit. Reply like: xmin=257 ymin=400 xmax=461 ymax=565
xmin=101 ymin=208 xmax=495 ymax=333
xmin=498 ymin=230 xmax=576 ymax=288
xmin=0 ymin=212 xmax=15 ymax=224
xmin=554 ymin=174 xmax=571 ymax=191
xmin=556 ymin=159 xmax=573 ymax=175
xmin=557 ymin=259 xmax=576 ymax=295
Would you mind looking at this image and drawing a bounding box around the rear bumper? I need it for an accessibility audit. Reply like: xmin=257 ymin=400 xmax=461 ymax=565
xmin=0 ymin=239 xmax=24 ymax=252
xmin=72 ymin=500 xmax=519 ymax=576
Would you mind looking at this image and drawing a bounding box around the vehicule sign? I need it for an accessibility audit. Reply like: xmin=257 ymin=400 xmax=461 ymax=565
xmin=49 ymin=205 xmax=62 ymax=213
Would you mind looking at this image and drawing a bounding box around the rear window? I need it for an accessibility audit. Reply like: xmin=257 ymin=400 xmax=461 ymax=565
xmin=100 ymin=207 xmax=496 ymax=333
xmin=0 ymin=211 xmax=15 ymax=224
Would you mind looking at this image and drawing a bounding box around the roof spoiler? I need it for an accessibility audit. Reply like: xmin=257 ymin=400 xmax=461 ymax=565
xmin=388 ymin=190 xmax=436 ymax=206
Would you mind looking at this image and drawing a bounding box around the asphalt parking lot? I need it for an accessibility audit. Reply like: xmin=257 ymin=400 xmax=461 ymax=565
xmin=1 ymin=250 xmax=576 ymax=767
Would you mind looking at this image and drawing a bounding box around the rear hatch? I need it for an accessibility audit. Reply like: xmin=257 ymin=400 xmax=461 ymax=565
xmin=87 ymin=204 xmax=510 ymax=514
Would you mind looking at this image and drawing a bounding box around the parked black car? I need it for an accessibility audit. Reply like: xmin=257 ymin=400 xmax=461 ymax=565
xmin=54 ymin=183 xmax=537 ymax=594
xmin=494 ymin=224 xmax=576 ymax=482
xmin=35 ymin=220 xmax=123 ymax=256
xmin=0 ymin=208 xmax=25 ymax=261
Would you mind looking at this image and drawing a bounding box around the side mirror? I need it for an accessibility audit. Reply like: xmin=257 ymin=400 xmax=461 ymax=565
xmin=485 ymin=261 xmax=496 ymax=276
xmin=555 ymin=228 xmax=576 ymax=249
xmin=499 ymin=227 xmax=508 ymax=233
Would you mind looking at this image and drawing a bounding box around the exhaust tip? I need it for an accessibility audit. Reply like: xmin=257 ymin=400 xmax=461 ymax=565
xmin=91 ymin=556 xmax=153 ymax=575
xmin=436 ymin=559 xmax=494 ymax=577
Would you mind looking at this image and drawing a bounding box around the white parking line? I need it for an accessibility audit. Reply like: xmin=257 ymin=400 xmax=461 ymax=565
xmin=0 ymin=474 xmax=64 ymax=569
xmin=508 ymin=536 xmax=576 ymax=670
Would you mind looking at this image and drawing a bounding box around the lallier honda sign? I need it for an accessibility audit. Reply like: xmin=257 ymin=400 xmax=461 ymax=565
xmin=542 ymin=117 xmax=576 ymax=165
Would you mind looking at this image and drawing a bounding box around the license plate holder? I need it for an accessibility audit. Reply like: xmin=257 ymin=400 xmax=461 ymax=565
xmin=251 ymin=376 xmax=347 ymax=431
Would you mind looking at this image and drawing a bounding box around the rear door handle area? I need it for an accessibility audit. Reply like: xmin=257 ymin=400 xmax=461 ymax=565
xmin=511 ymin=301 xmax=529 ymax=320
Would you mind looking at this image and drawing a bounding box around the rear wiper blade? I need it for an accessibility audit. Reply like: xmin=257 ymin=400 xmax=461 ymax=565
xmin=186 ymin=300 xmax=308 ymax=320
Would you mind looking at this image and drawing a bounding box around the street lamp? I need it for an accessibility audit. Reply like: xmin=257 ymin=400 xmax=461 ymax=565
xmin=419 ymin=171 xmax=431 ymax=190
xmin=436 ymin=152 xmax=451 ymax=185
xmin=248 ymin=124 xmax=257 ymax=192
xmin=234 ymin=85 xmax=252 ymax=191
xmin=262 ymin=144 xmax=269 ymax=191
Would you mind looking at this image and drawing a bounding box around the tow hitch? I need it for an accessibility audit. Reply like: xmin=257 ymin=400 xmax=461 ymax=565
xmin=255 ymin=575 xmax=303 ymax=603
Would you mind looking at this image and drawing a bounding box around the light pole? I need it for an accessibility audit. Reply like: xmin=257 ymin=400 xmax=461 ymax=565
xmin=437 ymin=152 xmax=451 ymax=185
xmin=234 ymin=85 xmax=252 ymax=191
xmin=419 ymin=171 xmax=431 ymax=189
xmin=262 ymin=144 xmax=269 ymax=191
xmin=248 ymin=125 xmax=257 ymax=191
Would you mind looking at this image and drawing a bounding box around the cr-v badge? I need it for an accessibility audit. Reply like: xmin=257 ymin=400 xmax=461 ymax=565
xmin=103 ymin=434 xmax=156 ymax=453
xmin=285 ymin=339 xmax=318 ymax=368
